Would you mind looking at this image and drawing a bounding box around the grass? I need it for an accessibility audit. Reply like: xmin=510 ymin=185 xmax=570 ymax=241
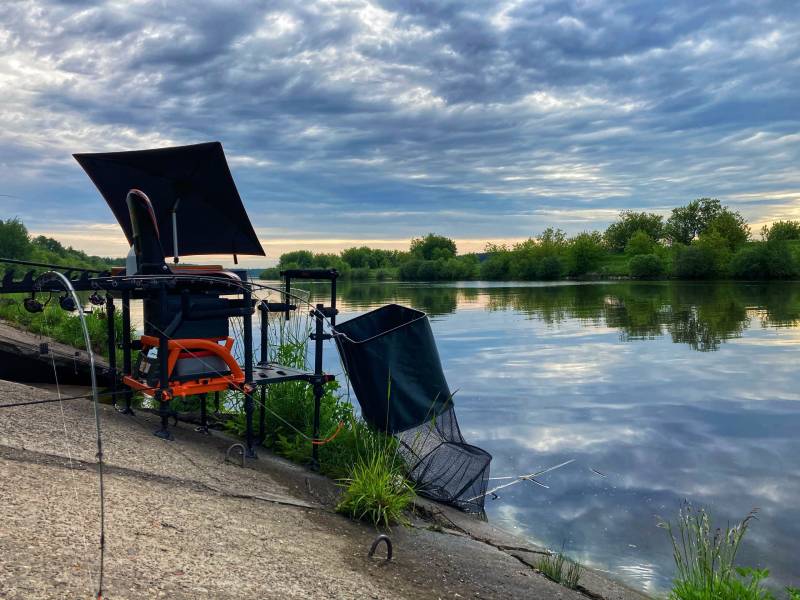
xmin=535 ymin=550 xmax=582 ymax=589
xmin=659 ymin=504 xmax=797 ymax=600
xmin=335 ymin=430 xmax=414 ymax=528
xmin=0 ymin=294 xmax=127 ymax=363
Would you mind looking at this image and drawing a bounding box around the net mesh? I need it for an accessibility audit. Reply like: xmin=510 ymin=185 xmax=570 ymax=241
xmin=396 ymin=406 xmax=491 ymax=513
xmin=333 ymin=303 xmax=492 ymax=514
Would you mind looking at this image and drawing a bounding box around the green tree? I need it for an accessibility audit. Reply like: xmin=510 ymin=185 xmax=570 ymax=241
xmin=763 ymin=220 xmax=800 ymax=241
xmin=604 ymin=211 xmax=664 ymax=252
xmin=567 ymin=231 xmax=604 ymax=275
xmin=0 ymin=218 xmax=31 ymax=259
xmin=480 ymin=243 xmax=511 ymax=280
xmin=664 ymin=198 xmax=736 ymax=245
xmin=730 ymin=240 xmax=800 ymax=280
xmin=674 ymin=231 xmax=731 ymax=279
xmin=410 ymin=234 xmax=457 ymax=260
xmin=538 ymin=227 xmax=567 ymax=251
xmin=629 ymin=254 xmax=664 ymax=279
xmin=708 ymin=210 xmax=750 ymax=250
xmin=538 ymin=256 xmax=564 ymax=280
xmin=625 ymin=230 xmax=656 ymax=256
xmin=31 ymin=235 xmax=66 ymax=255
xmin=278 ymin=250 xmax=315 ymax=269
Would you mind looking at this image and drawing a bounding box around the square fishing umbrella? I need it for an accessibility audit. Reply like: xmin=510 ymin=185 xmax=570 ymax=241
xmin=74 ymin=142 xmax=265 ymax=259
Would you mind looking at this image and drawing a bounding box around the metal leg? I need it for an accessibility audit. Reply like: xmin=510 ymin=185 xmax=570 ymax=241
xmin=120 ymin=290 xmax=135 ymax=415
xmin=105 ymin=294 xmax=117 ymax=407
xmin=154 ymin=393 xmax=173 ymax=440
xmin=196 ymin=393 xmax=210 ymax=435
xmin=243 ymin=286 xmax=256 ymax=458
xmin=311 ymin=303 xmax=324 ymax=471
xmin=244 ymin=391 xmax=255 ymax=458
xmin=258 ymin=385 xmax=267 ymax=445
xmin=311 ymin=383 xmax=322 ymax=470
xmin=153 ymin=284 xmax=172 ymax=440
xmin=213 ymin=391 xmax=221 ymax=414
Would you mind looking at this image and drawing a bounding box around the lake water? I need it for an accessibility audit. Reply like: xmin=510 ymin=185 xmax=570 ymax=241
xmin=304 ymin=280 xmax=800 ymax=595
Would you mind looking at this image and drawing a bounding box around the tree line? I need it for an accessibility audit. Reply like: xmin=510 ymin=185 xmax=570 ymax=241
xmin=263 ymin=198 xmax=800 ymax=281
xmin=0 ymin=217 xmax=123 ymax=273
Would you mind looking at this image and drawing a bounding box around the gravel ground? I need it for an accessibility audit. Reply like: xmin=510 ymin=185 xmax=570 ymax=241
xmin=0 ymin=379 xmax=646 ymax=600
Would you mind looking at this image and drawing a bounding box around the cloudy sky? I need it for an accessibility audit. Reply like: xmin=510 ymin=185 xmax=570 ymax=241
xmin=1 ymin=0 xmax=799 ymax=266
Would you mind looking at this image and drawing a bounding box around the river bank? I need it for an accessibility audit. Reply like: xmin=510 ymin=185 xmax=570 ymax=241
xmin=0 ymin=378 xmax=649 ymax=599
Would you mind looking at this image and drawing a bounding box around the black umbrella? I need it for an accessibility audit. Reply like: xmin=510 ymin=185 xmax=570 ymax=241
xmin=74 ymin=142 xmax=265 ymax=258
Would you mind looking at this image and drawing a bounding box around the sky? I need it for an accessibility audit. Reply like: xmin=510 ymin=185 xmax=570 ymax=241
xmin=1 ymin=0 xmax=799 ymax=267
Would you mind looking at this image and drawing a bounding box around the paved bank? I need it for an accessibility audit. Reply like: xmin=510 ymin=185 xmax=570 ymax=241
xmin=0 ymin=379 xmax=649 ymax=599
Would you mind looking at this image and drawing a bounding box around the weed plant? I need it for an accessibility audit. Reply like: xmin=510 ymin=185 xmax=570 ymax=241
xmin=536 ymin=551 xmax=582 ymax=589
xmin=659 ymin=504 xmax=786 ymax=600
xmin=335 ymin=429 xmax=413 ymax=528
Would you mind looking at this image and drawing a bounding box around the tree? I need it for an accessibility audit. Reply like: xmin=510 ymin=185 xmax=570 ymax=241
xmin=664 ymin=198 xmax=736 ymax=245
xmin=629 ymin=254 xmax=664 ymax=279
xmin=604 ymin=211 xmax=664 ymax=252
xmin=480 ymin=243 xmax=511 ymax=280
xmin=730 ymin=240 xmax=800 ymax=280
xmin=674 ymin=231 xmax=731 ymax=279
xmin=538 ymin=256 xmax=564 ymax=280
xmin=410 ymin=234 xmax=457 ymax=261
xmin=707 ymin=210 xmax=750 ymax=251
xmin=0 ymin=218 xmax=31 ymax=259
xmin=567 ymin=231 xmax=604 ymax=275
xmin=278 ymin=250 xmax=315 ymax=269
xmin=625 ymin=230 xmax=656 ymax=256
xmin=763 ymin=220 xmax=800 ymax=242
xmin=538 ymin=227 xmax=567 ymax=251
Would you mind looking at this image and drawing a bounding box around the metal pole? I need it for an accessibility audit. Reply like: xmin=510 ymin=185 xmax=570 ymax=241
xmin=243 ymin=285 xmax=256 ymax=458
xmin=154 ymin=283 xmax=172 ymax=440
xmin=258 ymin=302 xmax=269 ymax=444
xmin=105 ymin=294 xmax=117 ymax=407
xmin=330 ymin=272 xmax=337 ymax=327
xmin=284 ymin=275 xmax=291 ymax=322
xmin=121 ymin=290 xmax=134 ymax=414
xmin=198 ymin=393 xmax=208 ymax=434
xmin=311 ymin=303 xmax=324 ymax=470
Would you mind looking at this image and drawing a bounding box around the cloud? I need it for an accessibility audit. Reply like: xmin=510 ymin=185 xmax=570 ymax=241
xmin=1 ymin=0 xmax=799 ymax=262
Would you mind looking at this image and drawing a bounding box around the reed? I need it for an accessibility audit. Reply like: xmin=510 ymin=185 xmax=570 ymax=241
xmin=659 ymin=504 xmax=776 ymax=600
xmin=535 ymin=550 xmax=582 ymax=589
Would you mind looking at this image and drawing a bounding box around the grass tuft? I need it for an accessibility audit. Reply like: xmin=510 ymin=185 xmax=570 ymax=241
xmin=659 ymin=503 xmax=778 ymax=600
xmin=335 ymin=431 xmax=414 ymax=528
xmin=536 ymin=550 xmax=582 ymax=589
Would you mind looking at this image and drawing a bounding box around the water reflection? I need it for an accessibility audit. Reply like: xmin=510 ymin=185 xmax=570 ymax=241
xmin=304 ymin=280 xmax=800 ymax=593
xmin=325 ymin=280 xmax=800 ymax=352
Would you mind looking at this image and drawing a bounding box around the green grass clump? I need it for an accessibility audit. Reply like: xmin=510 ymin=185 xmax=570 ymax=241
xmin=335 ymin=432 xmax=414 ymax=528
xmin=659 ymin=504 xmax=780 ymax=600
xmin=536 ymin=551 xmax=581 ymax=589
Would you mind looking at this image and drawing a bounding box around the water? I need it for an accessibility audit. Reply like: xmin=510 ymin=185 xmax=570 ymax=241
xmin=304 ymin=280 xmax=800 ymax=594
xmin=126 ymin=279 xmax=800 ymax=593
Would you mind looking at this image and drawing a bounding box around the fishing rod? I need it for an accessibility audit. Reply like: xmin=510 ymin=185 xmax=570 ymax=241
xmin=36 ymin=271 xmax=107 ymax=599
